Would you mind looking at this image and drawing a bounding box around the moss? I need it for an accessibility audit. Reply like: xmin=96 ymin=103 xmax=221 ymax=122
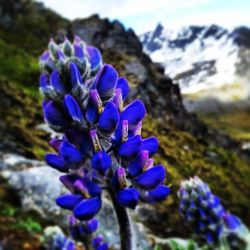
xmin=0 ymin=200 xmax=43 ymax=249
xmin=0 ymin=40 xmax=39 ymax=90
xmin=198 ymin=108 xmax=250 ymax=141
xmin=0 ymin=79 xmax=50 ymax=159
xmin=12 ymin=217 xmax=42 ymax=233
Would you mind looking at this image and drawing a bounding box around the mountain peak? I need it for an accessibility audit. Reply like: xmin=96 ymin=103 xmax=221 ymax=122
xmin=140 ymin=24 xmax=250 ymax=112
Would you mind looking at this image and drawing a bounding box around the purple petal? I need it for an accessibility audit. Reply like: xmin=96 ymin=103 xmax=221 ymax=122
xmin=60 ymin=174 xmax=81 ymax=192
xmin=141 ymin=137 xmax=159 ymax=156
xmin=39 ymin=50 xmax=49 ymax=62
xmin=59 ymin=141 xmax=83 ymax=164
xmin=111 ymin=167 xmax=127 ymax=190
xmin=83 ymin=218 xmax=99 ymax=234
xmin=92 ymin=151 xmax=112 ymax=174
xmin=50 ymin=70 xmax=65 ymax=94
xmin=74 ymin=197 xmax=102 ymax=220
xmin=39 ymin=73 xmax=49 ymax=91
xmin=121 ymin=100 xmax=146 ymax=127
xmin=223 ymin=213 xmax=241 ymax=230
xmin=92 ymin=236 xmax=103 ymax=248
xmin=64 ymin=95 xmax=83 ymax=123
xmin=118 ymin=135 xmax=142 ymax=160
xmin=65 ymin=129 xmax=93 ymax=156
xmin=208 ymin=196 xmax=221 ymax=210
xmin=45 ymin=153 xmax=68 ymax=172
xmin=69 ymin=62 xmax=83 ymax=87
xmin=86 ymin=46 xmax=102 ymax=72
xmin=92 ymin=236 xmax=109 ymax=250
xmin=97 ymin=243 xmax=109 ymax=250
xmin=74 ymin=44 xmax=84 ymax=59
xmin=43 ymin=101 xmax=68 ymax=127
xmin=116 ymin=77 xmax=130 ymax=100
xmin=56 ymin=194 xmax=83 ymax=210
xmin=99 ymin=101 xmax=119 ymax=132
xmin=116 ymin=188 xmax=139 ymax=209
xmin=128 ymin=150 xmax=149 ymax=177
xmin=86 ymin=99 xmax=99 ymax=124
xmin=85 ymin=180 xmax=102 ymax=197
xmin=96 ymin=64 xmax=118 ymax=98
xmin=135 ymin=165 xmax=166 ymax=190
xmin=49 ymin=138 xmax=62 ymax=152
xmin=66 ymin=241 xmax=75 ymax=250
xmin=146 ymin=185 xmax=170 ymax=203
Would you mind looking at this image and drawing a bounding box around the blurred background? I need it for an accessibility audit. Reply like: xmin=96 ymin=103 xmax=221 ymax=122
xmin=0 ymin=0 xmax=249 ymax=249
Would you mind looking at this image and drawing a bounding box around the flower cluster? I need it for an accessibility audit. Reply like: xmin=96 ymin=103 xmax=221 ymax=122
xmin=45 ymin=228 xmax=76 ymax=250
xmin=178 ymin=176 xmax=250 ymax=249
xmin=68 ymin=215 xmax=108 ymax=250
xmin=40 ymin=36 xmax=170 ymax=246
xmin=92 ymin=236 xmax=109 ymax=250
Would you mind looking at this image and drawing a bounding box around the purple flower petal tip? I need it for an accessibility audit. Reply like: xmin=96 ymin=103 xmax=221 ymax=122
xmin=116 ymin=188 xmax=139 ymax=209
xmin=142 ymin=137 xmax=159 ymax=156
xmin=73 ymin=197 xmax=102 ymax=221
xmin=116 ymin=77 xmax=130 ymax=100
xmin=135 ymin=165 xmax=166 ymax=190
xmin=96 ymin=64 xmax=118 ymax=98
xmin=86 ymin=46 xmax=102 ymax=72
xmin=147 ymin=185 xmax=170 ymax=203
xmin=64 ymin=94 xmax=83 ymax=123
xmin=92 ymin=151 xmax=111 ymax=174
xmin=99 ymin=101 xmax=119 ymax=132
xmin=56 ymin=194 xmax=83 ymax=210
xmin=121 ymin=100 xmax=146 ymax=127
xmin=45 ymin=153 xmax=68 ymax=172
xmin=223 ymin=213 xmax=241 ymax=230
xmin=59 ymin=141 xmax=83 ymax=164
xmin=43 ymin=101 xmax=68 ymax=127
xmin=118 ymin=135 xmax=142 ymax=160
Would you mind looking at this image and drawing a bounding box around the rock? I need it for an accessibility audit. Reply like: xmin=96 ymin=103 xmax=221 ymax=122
xmin=1 ymin=165 xmax=67 ymax=224
xmin=0 ymin=152 xmax=44 ymax=171
xmin=124 ymin=58 xmax=148 ymax=82
xmin=0 ymin=153 xmax=151 ymax=249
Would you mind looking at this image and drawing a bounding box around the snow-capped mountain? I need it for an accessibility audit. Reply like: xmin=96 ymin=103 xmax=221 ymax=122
xmin=140 ymin=24 xmax=250 ymax=111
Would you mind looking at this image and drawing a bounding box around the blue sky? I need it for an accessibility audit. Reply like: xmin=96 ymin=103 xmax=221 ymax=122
xmin=38 ymin=0 xmax=250 ymax=34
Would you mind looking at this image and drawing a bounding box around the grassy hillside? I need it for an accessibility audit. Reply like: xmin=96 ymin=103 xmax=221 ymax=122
xmin=0 ymin=40 xmax=49 ymax=158
xmin=199 ymin=109 xmax=250 ymax=141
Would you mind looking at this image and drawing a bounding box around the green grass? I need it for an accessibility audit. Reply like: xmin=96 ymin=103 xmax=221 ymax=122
xmin=198 ymin=108 xmax=250 ymax=141
xmin=0 ymin=40 xmax=38 ymax=90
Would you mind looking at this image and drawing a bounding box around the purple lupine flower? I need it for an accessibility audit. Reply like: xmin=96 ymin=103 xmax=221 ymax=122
xmin=178 ymin=176 xmax=225 ymax=244
xmin=51 ymin=232 xmax=75 ymax=250
xmin=56 ymin=176 xmax=102 ymax=221
xmin=69 ymin=215 xmax=98 ymax=241
xmin=40 ymin=36 xmax=170 ymax=249
xmin=178 ymin=176 xmax=250 ymax=248
xmin=92 ymin=235 xmax=109 ymax=250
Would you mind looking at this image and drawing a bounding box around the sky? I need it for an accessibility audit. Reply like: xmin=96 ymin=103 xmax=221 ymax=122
xmin=38 ymin=0 xmax=250 ymax=34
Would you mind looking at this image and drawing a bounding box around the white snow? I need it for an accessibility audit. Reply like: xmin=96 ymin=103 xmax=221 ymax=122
xmin=141 ymin=25 xmax=250 ymax=101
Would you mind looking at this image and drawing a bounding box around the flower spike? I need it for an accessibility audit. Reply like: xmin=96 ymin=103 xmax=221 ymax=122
xmin=39 ymin=36 xmax=169 ymax=250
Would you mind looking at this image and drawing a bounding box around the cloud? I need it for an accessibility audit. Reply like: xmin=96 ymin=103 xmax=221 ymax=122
xmin=38 ymin=0 xmax=249 ymax=33
xmin=41 ymin=0 xmax=212 ymax=19
xmin=165 ymin=9 xmax=250 ymax=29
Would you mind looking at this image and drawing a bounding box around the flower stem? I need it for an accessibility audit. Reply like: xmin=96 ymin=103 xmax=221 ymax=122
xmin=108 ymin=188 xmax=132 ymax=250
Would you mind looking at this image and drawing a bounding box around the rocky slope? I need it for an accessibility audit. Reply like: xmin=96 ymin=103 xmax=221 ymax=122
xmin=141 ymin=23 xmax=250 ymax=112
xmin=0 ymin=0 xmax=250 ymax=248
